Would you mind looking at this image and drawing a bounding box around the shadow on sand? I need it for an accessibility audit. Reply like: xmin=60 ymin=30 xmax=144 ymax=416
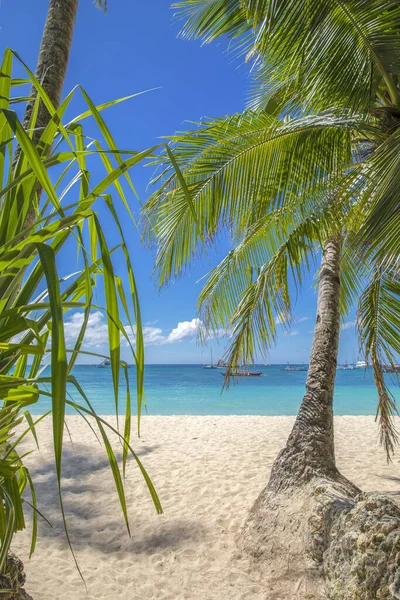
xmin=22 ymin=445 xmax=204 ymax=556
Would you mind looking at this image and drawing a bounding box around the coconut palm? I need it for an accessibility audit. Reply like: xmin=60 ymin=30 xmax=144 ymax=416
xmin=144 ymin=6 xmax=400 ymax=582
xmin=142 ymin=7 xmax=400 ymax=522
xmin=143 ymin=94 xmax=400 ymax=592
xmin=149 ymin=0 xmax=400 ymax=483
xmin=20 ymin=0 xmax=77 ymax=144
xmin=145 ymin=109 xmax=374 ymax=489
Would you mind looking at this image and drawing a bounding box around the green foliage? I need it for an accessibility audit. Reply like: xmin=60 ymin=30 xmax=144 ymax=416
xmin=145 ymin=108 xmax=361 ymax=370
xmin=173 ymin=0 xmax=400 ymax=110
xmin=358 ymin=269 xmax=400 ymax=456
xmin=147 ymin=0 xmax=400 ymax=457
xmin=146 ymin=110 xmax=355 ymax=285
xmin=0 ymin=48 xmax=163 ymax=573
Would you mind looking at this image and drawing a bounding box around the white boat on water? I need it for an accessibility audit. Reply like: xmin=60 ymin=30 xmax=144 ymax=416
xmin=337 ymin=361 xmax=356 ymax=370
xmin=338 ymin=359 xmax=370 ymax=370
xmin=355 ymin=360 xmax=369 ymax=369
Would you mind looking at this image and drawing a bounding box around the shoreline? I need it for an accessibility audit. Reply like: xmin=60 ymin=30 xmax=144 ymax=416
xmin=13 ymin=416 xmax=400 ymax=600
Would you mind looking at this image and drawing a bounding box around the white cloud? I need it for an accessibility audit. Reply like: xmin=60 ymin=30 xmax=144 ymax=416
xmin=64 ymin=311 xmax=108 ymax=348
xmin=167 ymin=318 xmax=201 ymax=343
xmin=63 ymin=312 xmax=205 ymax=350
xmin=341 ymin=320 xmax=356 ymax=330
xmin=284 ymin=330 xmax=299 ymax=337
xmin=298 ymin=317 xmax=309 ymax=323
xmin=142 ymin=326 xmax=165 ymax=346
xmin=214 ymin=327 xmax=232 ymax=339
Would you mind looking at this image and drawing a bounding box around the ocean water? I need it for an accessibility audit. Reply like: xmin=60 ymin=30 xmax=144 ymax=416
xmin=33 ymin=364 xmax=400 ymax=416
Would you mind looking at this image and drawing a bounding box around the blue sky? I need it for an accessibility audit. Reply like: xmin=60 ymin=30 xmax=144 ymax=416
xmin=1 ymin=0 xmax=359 ymax=363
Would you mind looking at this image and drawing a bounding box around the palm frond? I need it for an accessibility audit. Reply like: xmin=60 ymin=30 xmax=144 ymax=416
xmin=197 ymin=188 xmax=341 ymax=342
xmin=357 ymin=267 xmax=400 ymax=458
xmin=94 ymin=0 xmax=107 ymax=11
xmin=174 ymin=0 xmax=400 ymax=110
xmin=145 ymin=110 xmax=356 ymax=287
xmin=199 ymin=203 xmax=338 ymax=373
xmin=351 ymin=126 xmax=400 ymax=270
xmin=172 ymin=0 xmax=247 ymax=43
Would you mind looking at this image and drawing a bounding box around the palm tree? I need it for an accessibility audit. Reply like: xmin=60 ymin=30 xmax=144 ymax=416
xmin=146 ymin=110 xmax=361 ymax=492
xmin=158 ymin=0 xmax=400 ymax=483
xmin=140 ymin=18 xmax=400 ymax=574
xmin=144 ymin=5 xmax=400 ymax=582
xmin=143 ymin=101 xmax=400 ymax=595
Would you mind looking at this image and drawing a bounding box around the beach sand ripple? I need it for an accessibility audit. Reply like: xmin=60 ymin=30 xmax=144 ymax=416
xmin=12 ymin=416 xmax=400 ymax=599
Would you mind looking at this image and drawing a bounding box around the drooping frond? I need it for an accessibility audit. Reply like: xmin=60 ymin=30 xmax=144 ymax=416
xmin=174 ymin=0 xmax=400 ymax=110
xmin=145 ymin=110 xmax=356 ymax=287
xmin=339 ymin=232 xmax=370 ymax=319
xmin=197 ymin=182 xmax=345 ymax=331
xmin=197 ymin=197 xmax=338 ymax=368
xmin=172 ymin=0 xmax=247 ymax=43
xmin=357 ymin=268 xmax=400 ymax=458
xmin=94 ymin=0 xmax=107 ymax=10
xmin=352 ymin=126 xmax=400 ymax=271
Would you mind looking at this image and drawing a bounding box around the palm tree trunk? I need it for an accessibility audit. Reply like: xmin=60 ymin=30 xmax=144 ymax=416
xmin=13 ymin=0 xmax=78 ymax=229
xmin=268 ymin=236 xmax=345 ymax=492
xmin=19 ymin=0 xmax=78 ymax=148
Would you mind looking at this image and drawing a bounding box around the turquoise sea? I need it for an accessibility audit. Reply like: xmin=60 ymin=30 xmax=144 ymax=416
xmin=34 ymin=364 xmax=399 ymax=416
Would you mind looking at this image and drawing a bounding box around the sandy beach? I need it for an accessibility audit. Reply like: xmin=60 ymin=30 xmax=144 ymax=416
xmin=12 ymin=416 xmax=400 ymax=600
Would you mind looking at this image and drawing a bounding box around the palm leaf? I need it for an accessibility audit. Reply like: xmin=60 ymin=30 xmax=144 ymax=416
xmin=357 ymin=267 xmax=400 ymax=457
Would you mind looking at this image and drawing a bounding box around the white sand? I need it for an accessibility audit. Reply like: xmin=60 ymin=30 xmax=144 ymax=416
xmin=12 ymin=416 xmax=400 ymax=600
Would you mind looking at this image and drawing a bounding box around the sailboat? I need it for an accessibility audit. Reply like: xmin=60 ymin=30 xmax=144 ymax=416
xmin=203 ymin=349 xmax=217 ymax=369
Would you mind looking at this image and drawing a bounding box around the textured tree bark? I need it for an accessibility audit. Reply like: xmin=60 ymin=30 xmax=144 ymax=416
xmin=238 ymin=238 xmax=359 ymax=595
xmin=18 ymin=0 xmax=78 ymax=149
xmin=267 ymin=236 xmax=349 ymax=492
xmin=13 ymin=0 xmax=78 ymax=228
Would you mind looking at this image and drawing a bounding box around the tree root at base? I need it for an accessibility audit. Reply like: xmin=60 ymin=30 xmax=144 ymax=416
xmin=238 ymin=478 xmax=400 ymax=599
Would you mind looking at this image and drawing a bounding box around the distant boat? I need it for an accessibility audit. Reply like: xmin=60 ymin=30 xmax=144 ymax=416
xmin=281 ymin=362 xmax=308 ymax=372
xmin=355 ymin=360 xmax=369 ymax=369
xmin=98 ymin=359 xmax=111 ymax=368
xmin=337 ymin=361 xmax=356 ymax=370
xmin=382 ymin=364 xmax=400 ymax=373
xmin=221 ymin=367 xmax=262 ymax=377
xmin=203 ymin=349 xmax=218 ymax=369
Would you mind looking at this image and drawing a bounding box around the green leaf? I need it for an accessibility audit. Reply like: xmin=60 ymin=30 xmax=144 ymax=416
xmin=36 ymin=243 xmax=67 ymax=484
